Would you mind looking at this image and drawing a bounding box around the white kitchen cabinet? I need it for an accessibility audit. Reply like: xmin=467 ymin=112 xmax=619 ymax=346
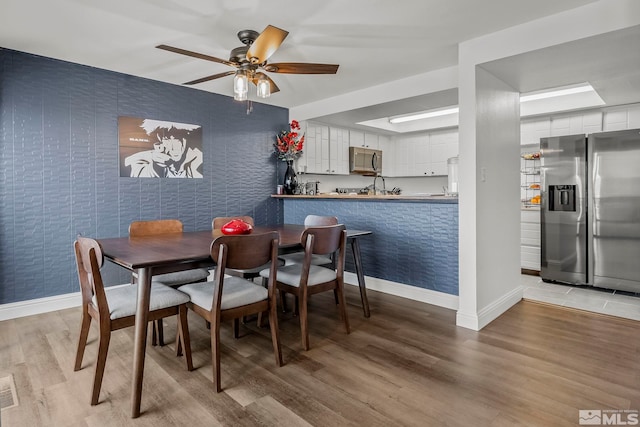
xmin=328 ymin=127 xmax=349 ymax=174
xmin=521 ymin=118 xmax=551 ymax=145
xmin=297 ymin=122 xmax=322 ymax=174
xmin=521 ymin=209 xmax=541 ymax=271
xmin=364 ymin=133 xmax=379 ymax=149
xmin=298 ymin=122 xmax=349 ymax=175
xmin=428 ymin=130 xmax=458 ymax=176
xmin=349 ymin=130 xmax=365 ymax=147
xmin=349 ymin=130 xmax=379 ymax=148
xmin=387 ymin=131 xmax=458 ymax=177
xmin=377 ymin=135 xmax=393 ymax=175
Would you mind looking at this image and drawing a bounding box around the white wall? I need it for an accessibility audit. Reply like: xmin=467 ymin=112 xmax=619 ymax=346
xmin=457 ymin=0 xmax=640 ymax=330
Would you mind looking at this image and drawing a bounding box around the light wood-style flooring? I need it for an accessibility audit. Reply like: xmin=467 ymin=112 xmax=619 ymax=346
xmin=1 ymin=286 xmax=639 ymax=426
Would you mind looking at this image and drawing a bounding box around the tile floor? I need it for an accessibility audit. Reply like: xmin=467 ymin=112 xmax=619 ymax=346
xmin=521 ymin=273 xmax=640 ymax=321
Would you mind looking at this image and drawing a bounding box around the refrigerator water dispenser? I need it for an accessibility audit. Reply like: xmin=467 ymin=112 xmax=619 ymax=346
xmin=548 ymin=185 xmax=576 ymax=211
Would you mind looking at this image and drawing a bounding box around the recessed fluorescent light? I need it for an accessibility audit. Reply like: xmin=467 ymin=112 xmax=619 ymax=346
xmin=389 ymin=107 xmax=459 ymax=124
xmin=520 ymin=83 xmax=595 ymax=103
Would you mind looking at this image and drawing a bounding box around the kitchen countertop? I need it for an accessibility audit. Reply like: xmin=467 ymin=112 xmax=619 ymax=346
xmin=272 ymin=194 xmax=459 ymax=203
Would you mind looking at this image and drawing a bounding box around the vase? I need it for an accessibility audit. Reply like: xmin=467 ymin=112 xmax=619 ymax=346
xmin=283 ymin=160 xmax=297 ymax=195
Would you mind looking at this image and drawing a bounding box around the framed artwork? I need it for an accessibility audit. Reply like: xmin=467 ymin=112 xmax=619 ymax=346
xmin=118 ymin=116 xmax=203 ymax=178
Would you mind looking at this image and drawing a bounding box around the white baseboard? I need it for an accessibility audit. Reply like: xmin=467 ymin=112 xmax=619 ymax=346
xmin=0 ymin=292 xmax=82 ymax=321
xmin=456 ymin=286 xmax=524 ymax=331
xmin=0 ymin=283 xmax=132 ymax=321
xmin=344 ymin=272 xmax=459 ymax=311
xmin=0 ymin=277 xmax=460 ymax=322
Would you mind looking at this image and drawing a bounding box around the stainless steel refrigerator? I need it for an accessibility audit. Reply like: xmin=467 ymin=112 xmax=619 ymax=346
xmin=540 ymin=128 xmax=640 ymax=293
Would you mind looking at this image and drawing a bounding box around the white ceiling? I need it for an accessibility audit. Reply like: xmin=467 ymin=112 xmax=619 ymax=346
xmin=3 ymin=0 xmax=638 ymax=130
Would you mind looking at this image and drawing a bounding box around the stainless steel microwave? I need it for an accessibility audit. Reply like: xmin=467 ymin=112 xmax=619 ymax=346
xmin=349 ymin=147 xmax=382 ymax=175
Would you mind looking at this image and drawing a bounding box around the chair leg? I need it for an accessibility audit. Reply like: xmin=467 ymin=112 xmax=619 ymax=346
xmin=298 ymin=290 xmax=310 ymax=351
xmin=211 ymin=318 xmax=222 ymax=392
xmin=91 ymin=328 xmax=111 ymax=406
xmin=151 ymin=319 xmax=165 ymax=346
xmin=333 ymin=289 xmax=339 ymax=305
xmin=74 ymin=312 xmax=91 ymax=371
xmin=233 ymin=318 xmax=240 ymax=339
xmin=176 ymin=306 xmax=193 ymax=371
xmin=336 ymin=284 xmax=351 ymax=334
xmin=280 ymin=290 xmax=289 ymax=313
xmin=269 ymin=297 xmax=283 ymax=367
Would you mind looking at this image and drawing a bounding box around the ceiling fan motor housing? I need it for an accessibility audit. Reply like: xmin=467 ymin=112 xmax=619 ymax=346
xmin=237 ymin=30 xmax=259 ymax=46
xmin=230 ymin=46 xmax=250 ymax=64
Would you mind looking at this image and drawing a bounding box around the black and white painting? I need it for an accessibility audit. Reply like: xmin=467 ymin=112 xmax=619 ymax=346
xmin=118 ymin=117 xmax=203 ymax=178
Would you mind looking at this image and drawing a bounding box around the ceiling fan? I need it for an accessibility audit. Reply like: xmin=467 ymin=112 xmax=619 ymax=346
xmin=156 ymin=25 xmax=339 ymax=100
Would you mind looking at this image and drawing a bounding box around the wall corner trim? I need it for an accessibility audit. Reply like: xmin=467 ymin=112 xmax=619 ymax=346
xmin=456 ymin=286 xmax=524 ymax=331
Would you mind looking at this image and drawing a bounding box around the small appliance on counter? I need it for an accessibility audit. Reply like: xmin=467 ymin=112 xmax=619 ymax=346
xmin=299 ymin=181 xmax=320 ymax=195
xmin=336 ymin=187 xmax=368 ymax=195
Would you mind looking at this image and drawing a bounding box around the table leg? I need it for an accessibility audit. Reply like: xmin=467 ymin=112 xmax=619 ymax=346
xmin=350 ymin=238 xmax=370 ymax=318
xmin=131 ymin=267 xmax=152 ymax=418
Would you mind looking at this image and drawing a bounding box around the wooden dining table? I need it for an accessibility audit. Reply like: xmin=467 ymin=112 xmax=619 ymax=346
xmin=97 ymin=224 xmax=372 ymax=418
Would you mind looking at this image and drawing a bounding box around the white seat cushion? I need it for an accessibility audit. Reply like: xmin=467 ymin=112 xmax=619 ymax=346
xmin=259 ymin=264 xmax=337 ymax=287
xmin=152 ymin=268 xmax=210 ymax=286
xmin=179 ymin=277 xmax=268 ymax=311
xmin=279 ymin=252 xmax=332 ymax=267
xmin=101 ymin=283 xmax=190 ymax=320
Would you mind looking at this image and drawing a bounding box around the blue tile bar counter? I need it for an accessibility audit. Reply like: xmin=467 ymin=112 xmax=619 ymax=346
xmin=276 ymin=195 xmax=459 ymax=296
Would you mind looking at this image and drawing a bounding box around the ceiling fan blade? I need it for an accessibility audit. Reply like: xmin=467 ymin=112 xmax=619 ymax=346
xmin=264 ymin=63 xmax=339 ymax=74
xmin=156 ymin=44 xmax=237 ymax=67
xmin=246 ymin=25 xmax=289 ymax=64
xmin=184 ymin=70 xmax=236 ymax=85
xmin=251 ymin=72 xmax=280 ymax=93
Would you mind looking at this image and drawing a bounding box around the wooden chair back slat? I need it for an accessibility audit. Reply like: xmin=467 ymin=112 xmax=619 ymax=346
xmin=210 ymin=232 xmax=278 ymax=271
xmin=129 ymin=219 xmax=183 ymax=236
xmin=301 ymin=225 xmax=346 ymax=256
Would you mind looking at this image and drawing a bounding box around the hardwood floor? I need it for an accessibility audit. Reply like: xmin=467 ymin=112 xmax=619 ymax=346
xmin=1 ymin=286 xmax=639 ymax=426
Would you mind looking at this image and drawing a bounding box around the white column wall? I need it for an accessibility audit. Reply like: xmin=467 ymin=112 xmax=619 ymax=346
xmin=456 ymin=66 xmax=521 ymax=330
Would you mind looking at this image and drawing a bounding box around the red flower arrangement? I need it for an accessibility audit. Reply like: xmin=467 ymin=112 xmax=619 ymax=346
xmin=275 ymin=120 xmax=304 ymax=162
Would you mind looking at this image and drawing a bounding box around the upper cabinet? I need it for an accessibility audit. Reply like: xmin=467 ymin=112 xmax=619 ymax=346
xmin=298 ymin=122 xmax=349 ymax=175
xmin=603 ymin=104 xmax=640 ymax=131
xmin=329 ymin=127 xmax=350 ymax=175
xmin=520 ymin=118 xmax=551 ymax=145
xmin=388 ymin=130 xmax=459 ymax=177
xmin=521 ymin=110 xmax=605 ymax=145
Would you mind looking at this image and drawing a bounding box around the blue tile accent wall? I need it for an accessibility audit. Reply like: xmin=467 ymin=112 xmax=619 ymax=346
xmin=0 ymin=48 xmax=289 ymax=304
xmin=283 ymin=199 xmax=459 ymax=295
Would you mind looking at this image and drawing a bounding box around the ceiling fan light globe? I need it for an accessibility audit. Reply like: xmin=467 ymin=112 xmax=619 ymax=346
xmin=234 ymin=90 xmax=247 ymax=101
xmin=234 ymin=71 xmax=249 ymax=94
xmin=256 ymin=78 xmax=271 ymax=98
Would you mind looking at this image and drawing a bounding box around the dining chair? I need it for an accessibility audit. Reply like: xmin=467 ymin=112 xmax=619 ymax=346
xmin=73 ymin=236 xmax=193 ymax=406
xmin=259 ymin=224 xmax=350 ymax=351
xmin=129 ymin=219 xmax=210 ymax=345
xmin=212 ymin=216 xmax=284 ymax=279
xmin=178 ymin=232 xmax=283 ymax=392
xmin=279 ymin=215 xmax=339 ymax=267
xmin=277 ymin=215 xmax=340 ymax=313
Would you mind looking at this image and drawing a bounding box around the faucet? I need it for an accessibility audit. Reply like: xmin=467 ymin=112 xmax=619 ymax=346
xmin=373 ymin=174 xmax=386 ymax=195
